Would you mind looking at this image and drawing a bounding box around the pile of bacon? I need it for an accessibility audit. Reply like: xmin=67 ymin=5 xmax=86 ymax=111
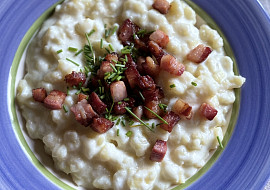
xmin=31 ymin=0 xmax=217 ymax=162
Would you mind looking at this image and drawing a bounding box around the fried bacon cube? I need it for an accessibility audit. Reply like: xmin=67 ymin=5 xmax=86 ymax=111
xmin=142 ymin=56 xmax=160 ymax=77
xmin=90 ymin=117 xmax=114 ymax=134
xmin=125 ymin=64 xmax=141 ymax=89
xmin=187 ymin=44 xmax=212 ymax=63
xmin=65 ymin=71 xmax=86 ymax=87
xmin=150 ymin=140 xmax=167 ymax=162
xmin=148 ymin=40 xmax=166 ymax=63
xmin=70 ymin=99 xmax=98 ymax=127
xmin=159 ymin=111 xmax=180 ymax=132
xmin=44 ymin=90 xmax=66 ymax=110
xmin=199 ymin=103 xmax=218 ymax=120
xmin=152 ymin=0 xmax=171 ymax=14
xmin=89 ymin=92 xmax=107 ymax=115
xmin=173 ymin=99 xmax=193 ymax=120
xmin=118 ymin=19 xmax=140 ymax=45
xmin=110 ymin=81 xmax=128 ymax=102
xmin=160 ymin=54 xmax=185 ymax=76
xmin=149 ymin=30 xmax=169 ymax=48
xmin=32 ymin=88 xmax=47 ymax=103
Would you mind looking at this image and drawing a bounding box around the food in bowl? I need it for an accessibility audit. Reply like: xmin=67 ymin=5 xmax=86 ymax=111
xmin=16 ymin=0 xmax=245 ymax=189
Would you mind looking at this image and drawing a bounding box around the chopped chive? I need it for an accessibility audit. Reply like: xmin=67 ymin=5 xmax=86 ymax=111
xmin=116 ymin=76 xmax=122 ymax=81
xmin=129 ymin=120 xmax=135 ymax=126
xmin=217 ymin=136 xmax=224 ymax=149
xmin=158 ymin=103 xmax=167 ymax=112
xmin=152 ymin=123 xmax=155 ymax=129
xmin=121 ymin=120 xmax=126 ymax=127
xmin=75 ymin=49 xmax=83 ymax=56
xmin=191 ymin=82 xmax=197 ymax=86
xmin=98 ymin=80 xmax=102 ymax=86
xmin=105 ymin=47 xmax=110 ymax=54
xmin=75 ymin=89 xmax=81 ymax=95
xmin=115 ymin=64 xmax=125 ymax=67
xmin=109 ymin=44 xmax=114 ymax=51
xmin=126 ymin=131 xmax=133 ymax=137
xmin=88 ymin=29 xmax=95 ymax=36
xmin=100 ymin=95 xmax=105 ymax=99
xmin=116 ymin=118 xmax=121 ymax=125
xmin=118 ymin=102 xmax=122 ymax=105
xmin=68 ymin=47 xmax=78 ymax=52
xmin=110 ymin=63 xmax=117 ymax=72
xmin=170 ymin=84 xmax=176 ymax=88
xmin=117 ymin=129 xmax=120 ymax=136
xmin=100 ymin=39 xmax=103 ymax=49
xmin=144 ymin=106 xmax=168 ymax=125
xmin=66 ymin=58 xmax=80 ymax=66
xmin=104 ymin=24 xmax=107 ymax=28
xmin=63 ymin=105 xmax=68 ymax=113
xmin=124 ymin=98 xmax=130 ymax=101
xmin=67 ymin=87 xmax=70 ymax=95
xmin=139 ymin=91 xmax=145 ymax=101
xmin=111 ymin=26 xmax=118 ymax=35
xmin=125 ymin=107 xmax=154 ymax=132
xmin=56 ymin=49 xmax=63 ymax=54
xmin=81 ymin=87 xmax=90 ymax=92
xmin=112 ymin=59 xmax=118 ymax=64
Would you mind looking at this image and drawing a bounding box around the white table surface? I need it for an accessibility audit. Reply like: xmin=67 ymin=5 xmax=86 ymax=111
xmin=258 ymin=0 xmax=270 ymax=189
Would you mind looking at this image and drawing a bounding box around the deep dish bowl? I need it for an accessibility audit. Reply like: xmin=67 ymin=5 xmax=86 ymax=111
xmin=1 ymin=0 xmax=270 ymax=189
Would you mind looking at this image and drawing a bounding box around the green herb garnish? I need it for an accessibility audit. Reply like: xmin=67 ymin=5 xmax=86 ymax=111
xmin=191 ymin=82 xmax=197 ymax=86
xmin=68 ymin=47 xmax=78 ymax=52
xmin=144 ymin=106 xmax=168 ymax=125
xmin=63 ymin=105 xmax=68 ymax=113
xmin=66 ymin=58 xmax=80 ymax=66
xmin=125 ymin=107 xmax=154 ymax=132
xmin=170 ymin=84 xmax=176 ymax=88
xmin=158 ymin=103 xmax=167 ymax=112
xmin=117 ymin=129 xmax=120 ymax=136
xmin=217 ymin=136 xmax=224 ymax=149
xmin=126 ymin=131 xmax=133 ymax=137
xmin=56 ymin=49 xmax=63 ymax=54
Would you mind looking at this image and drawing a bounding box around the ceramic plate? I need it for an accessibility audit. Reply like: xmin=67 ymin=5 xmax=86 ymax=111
xmin=1 ymin=0 xmax=270 ymax=189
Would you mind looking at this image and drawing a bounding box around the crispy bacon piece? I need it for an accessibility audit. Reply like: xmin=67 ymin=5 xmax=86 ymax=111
xmin=187 ymin=44 xmax=212 ymax=63
xmin=70 ymin=99 xmax=97 ymax=126
xmin=132 ymin=106 xmax=143 ymax=120
xmin=105 ymin=52 xmax=118 ymax=62
xmin=159 ymin=111 xmax=180 ymax=132
xmin=173 ymin=99 xmax=193 ymax=120
xmin=148 ymin=41 xmax=166 ymax=63
xmin=32 ymin=88 xmax=47 ymax=103
xmin=110 ymin=81 xmax=128 ymax=102
xmin=89 ymin=92 xmax=107 ymax=114
xmin=138 ymin=75 xmax=156 ymax=90
xmin=134 ymin=38 xmax=148 ymax=52
xmin=199 ymin=103 xmax=218 ymax=120
xmin=118 ymin=19 xmax=140 ymax=46
xmin=150 ymin=140 xmax=167 ymax=162
xmin=44 ymin=90 xmax=66 ymax=110
xmin=142 ymin=87 xmax=164 ymax=102
xmin=90 ymin=117 xmax=114 ymax=134
xmin=136 ymin=56 xmax=146 ymax=74
xmin=125 ymin=64 xmax=141 ymax=89
xmin=149 ymin=30 xmax=169 ymax=48
xmin=78 ymin=93 xmax=88 ymax=102
xmin=160 ymin=54 xmax=185 ymax=76
xmin=113 ymin=97 xmax=135 ymax=115
xmin=142 ymin=56 xmax=160 ymax=77
xmin=98 ymin=61 xmax=114 ymax=78
xmin=152 ymin=0 xmax=171 ymax=14
xmin=65 ymin=71 xmax=86 ymax=87
xmin=144 ymin=100 xmax=161 ymax=119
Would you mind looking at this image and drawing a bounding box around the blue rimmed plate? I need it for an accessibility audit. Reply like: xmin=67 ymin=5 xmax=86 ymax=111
xmin=1 ymin=0 xmax=270 ymax=189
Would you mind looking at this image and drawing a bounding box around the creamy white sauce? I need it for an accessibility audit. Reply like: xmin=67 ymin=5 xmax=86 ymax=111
xmin=17 ymin=0 xmax=245 ymax=189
